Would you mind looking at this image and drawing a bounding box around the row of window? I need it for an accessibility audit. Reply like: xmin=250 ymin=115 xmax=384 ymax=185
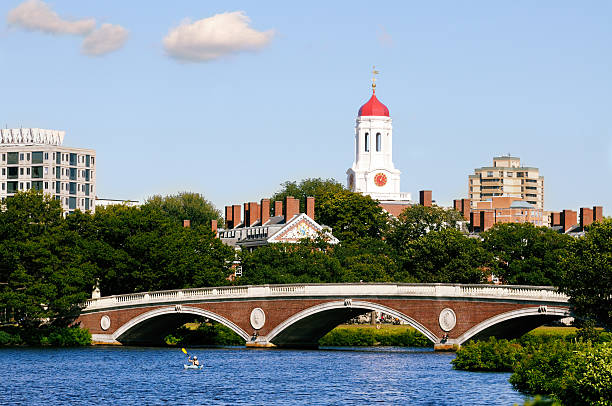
xmin=363 ymin=132 xmax=383 ymax=152
xmin=1 ymin=152 xmax=94 ymax=167
xmin=1 ymin=181 xmax=92 ymax=195
xmin=483 ymin=171 xmax=537 ymax=178
xmin=1 ymin=166 xmax=93 ymax=181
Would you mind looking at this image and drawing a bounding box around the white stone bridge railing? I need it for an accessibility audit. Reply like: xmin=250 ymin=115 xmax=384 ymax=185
xmin=82 ymin=283 xmax=569 ymax=312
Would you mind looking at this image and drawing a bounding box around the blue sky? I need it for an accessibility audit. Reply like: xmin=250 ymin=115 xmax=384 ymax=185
xmin=1 ymin=1 xmax=611 ymax=213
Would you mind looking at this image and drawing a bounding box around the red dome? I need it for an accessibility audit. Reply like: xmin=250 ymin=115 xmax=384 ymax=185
xmin=358 ymin=92 xmax=389 ymax=117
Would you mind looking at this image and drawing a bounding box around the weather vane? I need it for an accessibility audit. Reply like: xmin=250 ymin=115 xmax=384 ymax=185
xmin=372 ymin=65 xmax=379 ymax=92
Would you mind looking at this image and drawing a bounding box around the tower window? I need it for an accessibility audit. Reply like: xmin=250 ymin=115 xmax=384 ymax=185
xmin=364 ymin=133 xmax=369 ymax=152
xmin=376 ymin=133 xmax=381 ymax=151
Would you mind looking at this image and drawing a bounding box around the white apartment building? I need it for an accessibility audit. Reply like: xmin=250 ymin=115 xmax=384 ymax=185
xmin=0 ymin=128 xmax=96 ymax=213
xmin=468 ymin=155 xmax=544 ymax=210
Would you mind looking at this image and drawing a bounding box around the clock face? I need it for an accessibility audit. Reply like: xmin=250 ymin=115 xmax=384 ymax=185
xmin=374 ymin=172 xmax=387 ymax=187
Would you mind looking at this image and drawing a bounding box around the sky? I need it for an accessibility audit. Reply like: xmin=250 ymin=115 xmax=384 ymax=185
xmin=1 ymin=1 xmax=611 ymax=213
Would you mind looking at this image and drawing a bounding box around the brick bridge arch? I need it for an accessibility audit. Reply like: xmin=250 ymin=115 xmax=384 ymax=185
xmin=77 ymin=283 xmax=571 ymax=350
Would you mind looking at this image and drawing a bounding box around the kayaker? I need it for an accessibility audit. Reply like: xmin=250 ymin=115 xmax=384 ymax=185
xmin=188 ymin=355 xmax=200 ymax=367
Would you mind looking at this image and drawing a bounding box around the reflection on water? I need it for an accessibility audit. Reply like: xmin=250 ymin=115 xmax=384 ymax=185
xmin=0 ymin=346 xmax=526 ymax=405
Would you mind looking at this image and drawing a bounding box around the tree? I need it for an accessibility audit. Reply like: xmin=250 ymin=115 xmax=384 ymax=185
xmin=387 ymin=205 xmax=465 ymax=250
xmin=559 ymin=219 xmax=612 ymax=330
xmin=316 ymin=190 xmax=390 ymax=242
xmin=0 ymin=191 xmax=95 ymax=328
xmin=481 ymin=223 xmax=572 ymax=286
xmin=396 ymin=228 xmax=490 ymax=283
xmin=270 ymin=178 xmax=345 ymax=216
xmin=145 ymin=191 xmax=223 ymax=228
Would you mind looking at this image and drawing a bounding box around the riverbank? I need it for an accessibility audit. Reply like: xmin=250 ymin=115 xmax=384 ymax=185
xmin=0 ymin=326 xmax=91 ymax=347
xmin=319 ymin=324 xmax=430 ymax=347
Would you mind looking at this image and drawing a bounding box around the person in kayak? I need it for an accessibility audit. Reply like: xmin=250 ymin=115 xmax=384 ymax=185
xmin=188 ymin=355 xmax=200 ymax=367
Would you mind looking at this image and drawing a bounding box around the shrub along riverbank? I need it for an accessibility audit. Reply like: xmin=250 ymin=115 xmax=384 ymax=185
xmin=0 ymin=326 xmax=91 ymax=347
xmin=318 ymin=325 xmax=430 ymax=347
xmin=452 ymin=331 xmax=612 ymax=405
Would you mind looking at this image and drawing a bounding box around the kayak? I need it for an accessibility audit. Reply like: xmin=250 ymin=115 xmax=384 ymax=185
xmin=184 ymin=364 xmax=203 ymax=370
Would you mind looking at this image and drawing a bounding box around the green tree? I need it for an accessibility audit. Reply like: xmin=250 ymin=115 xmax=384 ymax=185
xmin=145 ymin=191 xmax=223 ymax=228
xmin=316 ymin=190 xmax=390 ymax=242
xmin=481 ymin=223 xmax=572 ymax=286
xmin=396 ymin=228 xmax=490 ymax=283
xmin=559 ymin=219 xmax=612 ymax=330
xmin=0 ymin=191 xmax=95 ymax=328
xmin=387 ymin=205 xmax=465 ymax=250
xmin=270 ymin=178 xmax=345 ymax=216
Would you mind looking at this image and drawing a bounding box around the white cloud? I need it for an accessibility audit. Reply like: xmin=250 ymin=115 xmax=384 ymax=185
xmin=82 ymin=24 xmax=128 ymax=56
xmin=7 ymin=0 xmax=95 ymax=35
xmin=163 ymin=11 xmax=274 ymax=62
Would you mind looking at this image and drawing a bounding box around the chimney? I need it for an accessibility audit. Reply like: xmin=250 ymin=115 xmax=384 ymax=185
xmin=461 ymin=198 xmax=471 ymax=220
xmin=248 ymin=202 xmax=259 ymax=226
xmin=274 ymin=201 xmax=283 ymax=217
xmin=183 ymin=219 xmax=191 ymax=228
xmin=593 ymin=206 xmax=603 ymax=222
xmin=306 ymin=196 xmax=315 ymax=220
xmin=481 ymin=211 xmax=494 ymax=231
xmin=419 ymin=190 xmax=432 ymax=207
xmin=284 ymin=196 xmax=299 ymax=221
xmin=260 ymin=199 xmax=270 ymax=225
xmin=211 ymin=219 xmax=218 ymax=236
xmin=551 ymin=212 xmax=561 ymax=227
xmin=580 ymin=208 xmax=593 ymax=228
xmin=225 ymin=205 xmax=233 ymax=229
xmin=232 ymin=204 xmax=241 ymax=228
xmin=561 ymin=209 xmax=577 ymax=233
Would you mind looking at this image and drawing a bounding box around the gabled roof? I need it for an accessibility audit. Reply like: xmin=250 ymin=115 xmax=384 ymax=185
xmin=268 ymin=213 xmax=339 ymax=244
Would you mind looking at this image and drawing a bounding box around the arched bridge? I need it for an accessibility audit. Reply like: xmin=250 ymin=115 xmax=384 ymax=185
xmin=77 ymin=283 xmax=571 ymax=350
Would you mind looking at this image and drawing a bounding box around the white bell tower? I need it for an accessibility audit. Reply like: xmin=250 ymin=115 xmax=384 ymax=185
xmin=346 ymin=68 xmax=410 ymax=202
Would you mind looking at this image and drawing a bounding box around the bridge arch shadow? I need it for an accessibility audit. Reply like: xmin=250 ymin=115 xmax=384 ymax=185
xmin=112 ymin=306 xmax=250 ymax=346
xmin=455 ymin=306 xmax=571 ymax=345
xmin=265 ymin=300 xmax=438 ymax=348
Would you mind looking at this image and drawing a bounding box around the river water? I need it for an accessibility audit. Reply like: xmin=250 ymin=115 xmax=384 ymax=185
xmin=0 ymin=346 xmax=526 ymax=405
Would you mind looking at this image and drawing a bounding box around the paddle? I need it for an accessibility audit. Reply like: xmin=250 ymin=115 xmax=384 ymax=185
xmin=181 ymin=347 xmax=188 ymax=356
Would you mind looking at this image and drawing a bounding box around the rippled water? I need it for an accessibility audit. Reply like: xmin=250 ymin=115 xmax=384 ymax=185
xmin=0 ymin=346 xmax=526 ymax=405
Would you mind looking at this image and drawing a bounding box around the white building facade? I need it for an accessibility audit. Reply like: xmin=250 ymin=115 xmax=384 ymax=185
xmin=0 ymin=128 xmax=96 ymax=213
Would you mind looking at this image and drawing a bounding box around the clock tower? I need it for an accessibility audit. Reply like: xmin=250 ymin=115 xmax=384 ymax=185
xmin=347 ymin=69 xmax=410 ymax=202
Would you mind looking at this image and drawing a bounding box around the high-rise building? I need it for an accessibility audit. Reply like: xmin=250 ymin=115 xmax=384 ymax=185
xmin=346 ymin=70 xmax=411 ymax=216
xmin=468 ymin=156 xmax=544 ymax=210
xmin=0 ymin=128 xmax=96 ymax=213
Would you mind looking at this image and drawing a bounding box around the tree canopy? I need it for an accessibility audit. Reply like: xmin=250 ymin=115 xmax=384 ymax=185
xmin=145 ymin=191 xmax=222 ymax=228
xmin=270 ymin=178 xmax=345 ymax=216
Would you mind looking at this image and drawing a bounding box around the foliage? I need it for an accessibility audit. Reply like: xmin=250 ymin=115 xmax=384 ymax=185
xmin=165 ymin=322 xmax=243 ymax=346
xmin=559 ymin=218 xmax=612 ymax=331
xmin=395 ymin=229 xmax=490 ymax=283
xmin=0 ymin=330 xmax=22 ymax=346
xmin=387 ymin=205 xmax=465 ymax=247
xmin=39 ymin=326 xmax=91 ymax=347
xmin=481 ymin=223 xmax=572 ymax=286
xmin=452 ymin=337 xmax=524 ymax=372
xmin=145 ymin=191 xmax=223 ymax=228
xmin=316 ymin=189 xmax=390 ymax=242
xmin=318 ymin=325 xmax=430 ymax=347
xmin=270 ymin=178 xmax=345 ymax=216
xmin=518 ymin=396 xmax=561 ymax=406
xmin=0 ymin=326 xmax=90 ymax=347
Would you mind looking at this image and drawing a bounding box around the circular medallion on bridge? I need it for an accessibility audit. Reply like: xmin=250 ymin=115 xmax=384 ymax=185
xmin=100 ymin=315 xmax=111 ymax=331
xmin=250 ymin=308 xmax=266 ymax=330
xmin=438 ymin=308 xmax=456 ymax=332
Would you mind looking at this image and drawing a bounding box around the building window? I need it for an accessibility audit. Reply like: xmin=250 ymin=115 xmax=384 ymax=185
xmin=376 ymin=133 xmax=381 ymax=151
xmin=69 ymin=182 xmax=76 ymax=195
xmin=27 ymin=153 xmax=30 ymax=161
xmin=86 ymin=155 xmax=90 ymax=167
xmin=69 ymin=168 xmax=77 ymax=180
xmin=7 ymin=181 xmax=17 ymax=193
xmin=56 ymin=166 xmax=61 ymax=180
xmin=32 ymin=181 xmax=43 ymax=191
xmin=20 ymin=168 xmax=24 ymax=176
xmin=19 ymin=182 xmax=23 ymax=190
xmin=44 ymin=182 xmax=48 ymax=189
xmin=32 ymin=152 xmax=43 ymax=164
xmin=44 ymin=152 xmax=49 ymax=160
xmin=31 ymin=167 xmax=42 ymax=178
xmin=85 ymin=198 xmax=89 ymax=211
xmin=26 ymin=168 xmax=30 ymax=175
xmin=56 ymin=182 xmax=60 ymax=193
xmin=91 ymin=157 xmax=95 ymax=165
xmin=1 ymin=153 xmax=4 ymax=162
xmin=8 ymin=167 xmax=18 ymax=179
xmin=69 ymin=153 xmax=77 ymax=166
xmin=56 ymin=153 xmax=61 ymax=164
xmin=487 ymin=171 xmax=493 ymax=177
xmin=69 ymin=197 xmax=76 ymax=209
xmin=1 ymin=168 xmax=4 ymax=176
xmin=85 ymin=169 xmax=90 ymax=181
xmin=20 ymin=153 xmax=24 ymax=161
xmin=364 ymin=133 xmax=370 ymax=152
xmin=84 ymin=183 xmax=89 ymax=196
xmin=44 ymin=167 xmax=48 ymax=175
xmin=7 ymin=153 xmax=18 ymax=164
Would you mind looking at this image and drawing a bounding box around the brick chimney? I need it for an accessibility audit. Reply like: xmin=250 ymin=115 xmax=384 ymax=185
xmin=284 ymin=196 xmax=299 ymax=222
xmin=550 ymin=212 xmax=561 ymax=227
xmin=224 ymin=206 xmax=233 ymax=229
xmin=260 ymin=199 xmax=270 ymax=225
xmin=211 ymin=219 xmax=218 ymax=236
xmin=306 ymin=196 xmax=315 ymax=220
xmin=274 ymin=200 xmax=283 ymax=217
xmin=232 ymin=204 xmax=241 ymax=228
xmin=561 ymin=210 xmax=577 ymax=233
xmin=248 ymin=202 xmax=259 ymax=226
xmin=183 ymin=219 xmax=191 ymax=228
xmin=419 ymin=190 xmax=432 ymax=207
xmin=593 ymin=206 xmax=603 ymax=222
xmin=580 ymin=207 xmax=593 ymax=228
xmin=461 ymin=198 xmax=471 ymax=220
xmin=481 ymin=211 xmax=494 ymax=231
